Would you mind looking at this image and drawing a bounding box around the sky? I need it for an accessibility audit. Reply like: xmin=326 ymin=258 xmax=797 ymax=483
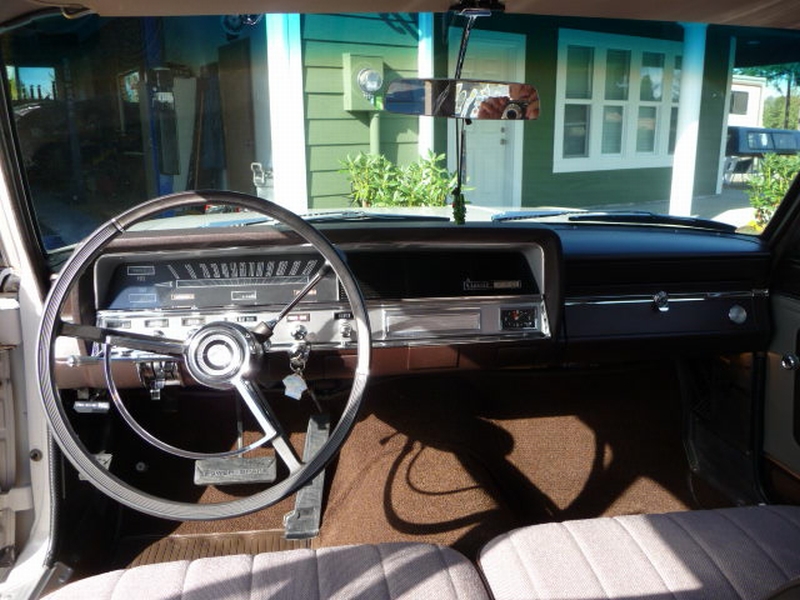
xmin=6 ymin=66 xmax=56 ymax=100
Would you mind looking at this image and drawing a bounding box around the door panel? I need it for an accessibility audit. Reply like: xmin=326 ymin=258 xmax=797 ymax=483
xmin=763 ymin=293 xmax=800 ymax=475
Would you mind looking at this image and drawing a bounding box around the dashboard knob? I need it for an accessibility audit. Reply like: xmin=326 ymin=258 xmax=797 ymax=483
xmin=781 ymin=353 xmax=799 ymax=371
xmin=340 ymin=323 xmax=354 ymax=339
xmin=291 ymin=324 xmax=308 ymax=340
xmin=653 ymin=291 xmax=669 ymax=313
xmin=728 ymin=304 xmax=748 ymax=325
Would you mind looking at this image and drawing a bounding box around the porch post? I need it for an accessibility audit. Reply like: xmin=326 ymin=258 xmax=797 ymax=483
xmin=418 ymin=13 xmax=434 ymax=158
xmin=669 ymin=22 xmax=707 ymax=216
xmin=266 ymin=14 xmax=309 ymax=213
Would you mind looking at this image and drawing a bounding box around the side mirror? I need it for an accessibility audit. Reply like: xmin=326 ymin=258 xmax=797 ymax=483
xmin=384 ymin=78 xmax=540 ymax=120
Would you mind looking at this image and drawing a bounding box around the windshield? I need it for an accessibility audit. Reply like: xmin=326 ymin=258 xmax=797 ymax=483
xmin=2 ymin=12 xmax=800 ymax=256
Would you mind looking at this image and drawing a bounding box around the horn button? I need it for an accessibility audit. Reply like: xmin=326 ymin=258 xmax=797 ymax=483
xmin=185 ymin=322 xmax=262 ymax=389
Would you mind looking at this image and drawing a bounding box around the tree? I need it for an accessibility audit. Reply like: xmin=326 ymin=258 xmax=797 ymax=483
xmin=747 ymin=153 xmax=800 ymax=227
xmin=763 ymin=95 xmax=800 ymax=129
xmin=737 ymin=64 xmax=800 ymax=129
xmin=6 ymin=75 xmax=17 ymax=101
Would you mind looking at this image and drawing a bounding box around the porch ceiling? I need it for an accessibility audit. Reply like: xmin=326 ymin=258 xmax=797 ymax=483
xmin=729 ymin=26 xmax=800 ymax=67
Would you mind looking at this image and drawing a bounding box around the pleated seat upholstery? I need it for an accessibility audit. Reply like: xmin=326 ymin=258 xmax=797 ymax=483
xmin=45 ymin=505 xmax=800 ymax=600
xmin=44 ymin=542 xmax=490 ymax=600
xmin=479 ymin=505 xmax=800 ymax=600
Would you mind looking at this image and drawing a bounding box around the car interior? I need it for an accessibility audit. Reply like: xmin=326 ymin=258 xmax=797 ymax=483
xmin=2 ymin=0 xmax=800 ymax=599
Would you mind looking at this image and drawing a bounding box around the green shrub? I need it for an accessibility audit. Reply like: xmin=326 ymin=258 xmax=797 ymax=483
xmin=340 ymin=151 xmax=457 ymax=209
xmin=338 ymin=153 xmax=395 ymax=208
xmin=747 ymin=153 xmax=800 ymax=227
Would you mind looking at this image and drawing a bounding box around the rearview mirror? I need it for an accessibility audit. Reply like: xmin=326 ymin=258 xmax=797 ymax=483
xmin=384 ymin=78 xmax=540 ymax=120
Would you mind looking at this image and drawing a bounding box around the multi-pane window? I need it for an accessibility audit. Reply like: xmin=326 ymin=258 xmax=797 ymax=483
xmin=555 ymin=29 xmax=682 ymax=172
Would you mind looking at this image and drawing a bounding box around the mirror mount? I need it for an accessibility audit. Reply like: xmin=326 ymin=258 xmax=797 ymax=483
xmin=449 ymin=1 xmax=504 ymax=224
xmin=450 ymin=0 xmax=504 ymax=77
xmin=386 ymin=2 xmax=534 ymax=224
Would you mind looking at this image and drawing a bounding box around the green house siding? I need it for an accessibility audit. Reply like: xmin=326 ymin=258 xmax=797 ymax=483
xmin=430 ymin=14 xmax=728 ymax=209
xmin=510 ymin=16 xmax=685 ymax=208
xmin=302 ymin=13 xmax=420 ymax=209
xmin=301 ymin=13 xmax=731 ymax=210
xmin=522 ymin=169 xmax=674 ymax=206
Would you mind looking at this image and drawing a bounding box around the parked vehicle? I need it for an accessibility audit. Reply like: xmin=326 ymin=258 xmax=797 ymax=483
xmin=1 ymin=0 xmax=800 ymax=599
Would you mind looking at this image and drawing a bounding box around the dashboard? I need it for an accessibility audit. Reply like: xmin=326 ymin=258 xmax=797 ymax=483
xmin=54 ymin=222 xmax=772 ymax=390
xmin=94 ymin=243 xmax=551 ymax=352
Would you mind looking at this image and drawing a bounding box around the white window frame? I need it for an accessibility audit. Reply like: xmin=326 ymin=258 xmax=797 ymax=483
xmin=554 ymin=29 xmax=682 ymax=173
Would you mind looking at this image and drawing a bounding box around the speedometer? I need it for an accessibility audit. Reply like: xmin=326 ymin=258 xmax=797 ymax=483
xmin=96 ymin=252 xmax=338 ymax=310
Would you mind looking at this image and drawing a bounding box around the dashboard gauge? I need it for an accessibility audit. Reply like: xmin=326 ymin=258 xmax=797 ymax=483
xmin=500 ymin=307 xmax=538 ymax=330
xmin=98 ymin=253 xmax=338 ymax=310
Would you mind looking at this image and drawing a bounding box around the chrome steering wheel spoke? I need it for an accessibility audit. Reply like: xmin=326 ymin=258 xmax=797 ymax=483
xmin=60 ymin=321 xmax=185 ymax=356
xmin=235 ymin=379 xmax=303 ymax=473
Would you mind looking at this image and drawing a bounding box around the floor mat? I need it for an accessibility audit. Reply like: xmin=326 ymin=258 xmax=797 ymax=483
xmin=115 ymin=529 xmax=310 ymax=568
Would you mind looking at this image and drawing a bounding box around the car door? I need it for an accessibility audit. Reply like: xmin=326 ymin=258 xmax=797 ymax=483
xmin=0 ymin=98 xmax=57 ymax=595
xmin=760 ymin=179 xmax=800 ymax=502
xmin=0 ymin=256 xmax=24 ymax=582
xmin=763 ymin=247 xmax=800 ymax=499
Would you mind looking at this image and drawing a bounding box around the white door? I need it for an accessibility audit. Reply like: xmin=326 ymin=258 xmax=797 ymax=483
xmin=448 ymin=29 xmax=526 ymax=209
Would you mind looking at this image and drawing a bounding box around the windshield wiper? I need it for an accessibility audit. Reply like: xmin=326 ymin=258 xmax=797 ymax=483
xmin=492 ymin=209 xmax=578 ymax=221
xmin=492 ymin=209 xmax=737 ymax=233
xmin=567 ymin=211 xmax=737 ymax=232
xmin=232 ymin=210 xmax=450 ymax=227
xmin=305 ymin=210 xmax=450 ymax=223
xmin=46 ymin=243 xmax=81 ymax=270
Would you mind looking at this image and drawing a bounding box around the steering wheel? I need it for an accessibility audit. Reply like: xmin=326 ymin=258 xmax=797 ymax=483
xmin=37 ymin=191 xmax=371 ymax=520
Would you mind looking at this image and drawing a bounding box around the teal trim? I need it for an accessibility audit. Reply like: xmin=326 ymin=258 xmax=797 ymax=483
xmin=267 ymin=13 xmax=308 ymax=213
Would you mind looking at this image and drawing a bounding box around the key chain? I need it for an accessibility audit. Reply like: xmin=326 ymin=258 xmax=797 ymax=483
xmin=283 ymin=342 xmax=323 ymax=412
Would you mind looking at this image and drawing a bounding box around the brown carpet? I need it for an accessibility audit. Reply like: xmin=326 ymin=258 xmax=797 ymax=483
xmin=317 ymin=363 xmax=696 ymax=559
xmin=111 ymin=362 xmax=697 ymax=565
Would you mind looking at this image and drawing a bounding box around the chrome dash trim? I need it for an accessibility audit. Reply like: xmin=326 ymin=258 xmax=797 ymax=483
xmin=565 ymin=290 xmax=765 ymax=307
